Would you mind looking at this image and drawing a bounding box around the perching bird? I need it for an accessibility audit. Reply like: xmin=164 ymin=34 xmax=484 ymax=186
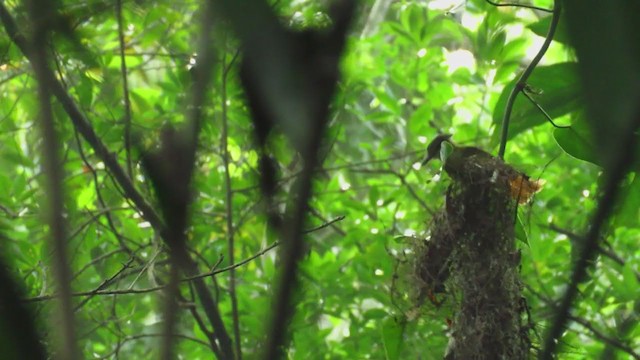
xmin=421 ymin=134 xmax=493 ymax=170
xmin=422 ymin=134 xmax=544 ymax=203
xmin=421 ymin=134 xmax=453 ymax=166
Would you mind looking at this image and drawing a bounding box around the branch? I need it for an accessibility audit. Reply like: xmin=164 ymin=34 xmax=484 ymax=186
xmin=23 ymin=216 xmax=345 ymax=303
xmin=0 ymin=4 xmax=234 ymax=359
xmin=0 ymin=0 xmax=165 ymax=233
xmin=73 ymin=129 xmax=140 ymax=261
xmin=115 ymin=0 xmax=134 ymax=176
xmin=497 ymin=0 xmax=562 ymax=159
xmin=569 ymin=315 xmax=640 ymax=360
xmin=527 ymin=283 xmax=640 ymax=360
xmin=521 ymin=90 xmax=570 ymax=129
xmin=485 ymin=0 xmax=552 ymax=13
xmin=25 ymin=0 xmax=78 ymax=357
xmin=548 ymin=223 xmax=640 ymax=282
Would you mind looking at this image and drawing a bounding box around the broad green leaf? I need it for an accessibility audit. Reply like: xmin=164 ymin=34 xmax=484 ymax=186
xmin=515 ymin=214 xmax=529 ymax=247
xmin=527 ymin=14 xmax=571 ymax=45
xmin=621 ymin=262 xmax=640 ymax=302
xmin=492 ymin=62 xmax=582 ymax=145
xmin=564 ymin=1 xmax=640 ymax=170
xmin=553 ymin=120 xmax=601 ymax=167
xmin=381 ymin=316 xmax=406 ymax=360
xmin=614 ymin=174 xmax=640 ymax=228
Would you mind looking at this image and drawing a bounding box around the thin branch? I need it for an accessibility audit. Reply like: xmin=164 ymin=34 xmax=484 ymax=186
xmin=26 ymin=0 xmax=78 ymax=357
xmin=485 ymin=0 xmax=552 ymax=13
xmin=115 ymin=0 xmax=134 ymax=176
xmin=497 ymin=0 xmax=562 ymax=159
xmin=185 ymin=289 xmax=222 ymax=357
xmin=527 ymin=282 xmax=640 ymax=360
xmin=231 ymin=150 xmax=423 ymax=194
xmin=23 ymin=216 xmax=345 ymax=303
xmin=0 ymin=0 xmax=165 ymax=236
xmin=99 ymin=332 xmax=211 ymax=359
xmin=521 ymin=90 xmax=570 ymax=129
xmin=73 ymin=129 xmax=140 ymax=261
xmin=393 ymin=171 xmax=436 ymax=216
xmin=548 ymin=223 xmax=640 ymax=287
xmin=569 ymin=315 xmax=640 ymax=360
xmin=72 ymin=258 xmax=135 ymax=312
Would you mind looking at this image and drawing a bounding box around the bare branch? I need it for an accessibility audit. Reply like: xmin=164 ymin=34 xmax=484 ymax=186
xmin=485 ymin=0 xmax=552 ymax=13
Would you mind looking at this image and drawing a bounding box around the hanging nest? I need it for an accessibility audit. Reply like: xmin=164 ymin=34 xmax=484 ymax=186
xmin=413 ymin=145 xmax=535 ymax=359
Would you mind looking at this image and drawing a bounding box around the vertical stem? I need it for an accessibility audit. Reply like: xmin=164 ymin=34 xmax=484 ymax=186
xmin=221 ymin=40 xmax=242 ymax=360
xmin=27 ymin=4 xmax=78 ymax=359
xmin=160 ymin=256 xmax=181 ymax=360
xmin=497 ymin=0 xmax=562 ymax=159
xmin=116 ymin=0 xmax=133 ymax=177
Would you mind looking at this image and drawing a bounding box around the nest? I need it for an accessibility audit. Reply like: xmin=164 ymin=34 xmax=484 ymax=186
xmin=413 ymin=151 xmax=531 ymax=359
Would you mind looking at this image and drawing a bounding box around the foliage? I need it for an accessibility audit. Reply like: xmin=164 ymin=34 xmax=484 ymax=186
xmin=0 ymin=0 xmax=638 ymax=359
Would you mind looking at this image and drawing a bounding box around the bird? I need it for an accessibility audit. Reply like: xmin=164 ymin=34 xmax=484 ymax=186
xmin=421 ymin=134 xmax=494 ymax=178
xmin=421 ymin=134 xmax=544 ymax=203
xmin=421 ymin=134 xmax=453 ymax=166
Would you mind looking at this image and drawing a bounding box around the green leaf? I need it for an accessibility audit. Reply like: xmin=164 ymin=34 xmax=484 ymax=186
xmin=381 ymin=316 xmax=406 ymax=360
xmin=527 ymin=14 xmax=571 ymax=45
xmin=492 ymin=62 xmax=582 ymax=145
xmin=553 ymin=118 xmax=602 ymax=167
xmin=621 ymin=262 xmax=640 ymax=301
xmin=564 ymin=1 xmax=640 ymax=170
xmin=614 ymin=174 xmax=640 ymax=228
xmin=515 ymin=214 xmax=529 ymax=247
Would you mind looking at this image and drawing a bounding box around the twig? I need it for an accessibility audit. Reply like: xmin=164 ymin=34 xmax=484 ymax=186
xmin=485 ymin=0 xmax=552 ymax=13
xmin=569 ymin=315 xmax=640 ymax=360
xmin=99 ymin=332 xmax=211 ymax=359
xmin=72 ymin=258 xmax=135 ymax=312
xmin=527 ymin=282 xmax=640 ymax=360
xmin=73 ymin=129 xmax=139 ymax=261
xmin=497 ymin=0 xmax=562 ymax=159
xmin=394 ymin=171 xmax=436 ymax=216
xmin=24 ymin=216 xmax=345 ymax=303
xmin=521 ymin=90 xmax=570 ymax=128
xmin=547 ymin=224 xmax=640 ymax=290
xmin=0 ymin=0 xmax=165 ymax=238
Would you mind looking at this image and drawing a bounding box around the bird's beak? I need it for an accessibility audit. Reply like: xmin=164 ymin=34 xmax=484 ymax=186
xmin=421 ymin=154 xmax=435 ymax=166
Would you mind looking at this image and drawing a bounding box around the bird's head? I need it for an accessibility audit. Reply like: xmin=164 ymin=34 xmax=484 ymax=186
xmin=421 ymin=134 xmax=453 ymax=165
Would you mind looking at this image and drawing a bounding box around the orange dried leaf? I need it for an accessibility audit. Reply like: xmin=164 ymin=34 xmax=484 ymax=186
xmin=509 ymin=174 xmax=545 ymax=204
